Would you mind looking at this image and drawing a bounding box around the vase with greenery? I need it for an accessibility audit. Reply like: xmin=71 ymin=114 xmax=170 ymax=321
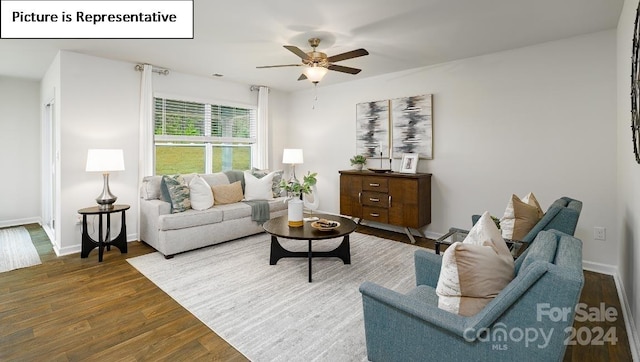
xmin=350 ymin=155 xmax=366 ymax=171
xmin=280 ymin=172 xmax=318 ymax=227
xmin=280 ymin=171 xmax=318 ymax=198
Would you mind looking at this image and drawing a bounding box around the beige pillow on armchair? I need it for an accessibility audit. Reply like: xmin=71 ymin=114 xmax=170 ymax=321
xmin=436 ymin=211 xmax=515 ymax=316
xmin=500 ymin=192 xmax=543 ymax=240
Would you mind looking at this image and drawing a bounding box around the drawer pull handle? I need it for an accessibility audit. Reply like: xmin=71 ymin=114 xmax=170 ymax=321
xmin=370 ymin=213 xmax=380 ymax=217
xmin=369 ymin=198 xmax=380 ymax=202
xmin=369 ymin=183 xmax=380 ymax=187
xmin=358 ymin=192 xmax=362 ymax=204
xmin=389 ymin=195 xmax=392 ymax=208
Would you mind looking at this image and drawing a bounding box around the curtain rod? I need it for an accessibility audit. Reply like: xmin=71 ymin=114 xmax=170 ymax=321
xmin=135 ymin=64 xmax=170 ymax=75
xmin=250 ymin=85 xmax=270 ymax=92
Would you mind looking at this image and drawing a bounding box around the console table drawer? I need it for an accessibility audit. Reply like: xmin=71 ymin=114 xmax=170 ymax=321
xmin=362 ymin=206 xmax=389 ymax=223
xmin=361 ymin=191 xmax=389 ymax=208
xmin=362 ymin=177 xmax=389 ymax=192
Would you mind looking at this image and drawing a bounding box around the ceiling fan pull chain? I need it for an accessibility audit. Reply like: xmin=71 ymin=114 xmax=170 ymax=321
xmin=312 ymin=83 xmax=318 ymax=109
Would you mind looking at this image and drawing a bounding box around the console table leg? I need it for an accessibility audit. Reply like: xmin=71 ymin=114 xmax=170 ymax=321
xmin=404 ymin=227 xmax=417 ymax=244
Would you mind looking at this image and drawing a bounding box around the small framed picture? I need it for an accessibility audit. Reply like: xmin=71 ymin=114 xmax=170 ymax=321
xmin=400 ymin=153 xmax=418 ymax=173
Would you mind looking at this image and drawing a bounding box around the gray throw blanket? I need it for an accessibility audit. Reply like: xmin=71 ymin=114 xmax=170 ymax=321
xmin=243 ymin=199 xmax=271 ymax=225
xmin=224 ymin=170 xmax=270 ymax=225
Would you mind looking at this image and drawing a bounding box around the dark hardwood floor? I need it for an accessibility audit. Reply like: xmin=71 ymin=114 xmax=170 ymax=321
xmin=0 ymin=224 xmax=633 ymax=361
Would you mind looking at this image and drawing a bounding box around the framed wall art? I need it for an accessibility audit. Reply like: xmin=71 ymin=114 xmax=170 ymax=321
xmin=391 ymin=94 xmax=433 ymax=159
xmin=356 ymin=100 xmax=390 ymax=158
xmin=399 ymin=153 xmax=418 ymax=173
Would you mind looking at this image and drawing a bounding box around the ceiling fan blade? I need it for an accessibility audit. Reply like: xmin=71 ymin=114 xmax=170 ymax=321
xmin=284 ymin=45 xmax=311 ymax=61
xmin=298 ymin=74 xmax=308 ymax=81
xmin=326 ymin=48 xmax=369 ymax=63
xmin=256 ymin=64 xmax=302 ymax=69
xmin=328 ymin=64 xmax=362 ymax=75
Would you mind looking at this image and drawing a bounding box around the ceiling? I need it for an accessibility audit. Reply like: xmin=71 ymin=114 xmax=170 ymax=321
xmin=0 ymin=0 xmax=624 ymax=92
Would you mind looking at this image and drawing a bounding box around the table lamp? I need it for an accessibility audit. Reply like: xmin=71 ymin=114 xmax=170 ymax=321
xmin=86 ymin=149 xmax=125 ymax=210
xmin=282 ymin=148 xmax=303 ymax=183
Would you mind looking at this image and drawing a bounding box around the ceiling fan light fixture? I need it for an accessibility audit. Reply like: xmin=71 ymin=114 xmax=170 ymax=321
xmin=304 ymin=65 xmax=328 ymax=83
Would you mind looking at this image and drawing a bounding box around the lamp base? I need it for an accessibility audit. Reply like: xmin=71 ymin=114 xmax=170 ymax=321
xmin=96 ymin=199 xmax=116 ymax=210
xmin=95 ymin=173 xmax=117 ymax=210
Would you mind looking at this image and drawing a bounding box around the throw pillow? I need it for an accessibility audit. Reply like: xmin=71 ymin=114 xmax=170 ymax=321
xmin=436 ymin=211 xmax=515 ymax=316
xmin=522 ymin=192 xmax=544 ymax=219
xmin=141 ymin=176 xmax=163 ymax=200
xmin=189 ymin=175 xmax=214 ymax=210
xmin=211 ymin=181 xmax=244 ymax=205
xmin=251 ymin=168 xmax=284 ymax=197
xmin=161 ymin=175 xmax=191 ymax=213
xmin=500 ymin=193 xmax=543 ymax=240
xmin=244 ymin=170 xmax=276 ymax=200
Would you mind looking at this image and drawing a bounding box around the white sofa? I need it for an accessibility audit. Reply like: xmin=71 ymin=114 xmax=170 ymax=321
xmin=139 ymin=172 xmax=287 ymax=258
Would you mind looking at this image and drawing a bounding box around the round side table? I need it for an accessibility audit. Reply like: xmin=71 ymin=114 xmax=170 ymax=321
xmin=78 ymin=204 xmax=130 ymax=262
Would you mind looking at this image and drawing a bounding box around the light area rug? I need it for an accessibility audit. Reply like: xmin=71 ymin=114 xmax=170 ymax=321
xmin=0 ymin=226 xmax=41 ymax=273
xmin=127 ymin=232 xmax=428 ymax=362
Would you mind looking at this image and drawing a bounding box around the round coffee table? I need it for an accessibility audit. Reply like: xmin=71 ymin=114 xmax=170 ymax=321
xmin=263 ymin=214 xmax=357 ymax=282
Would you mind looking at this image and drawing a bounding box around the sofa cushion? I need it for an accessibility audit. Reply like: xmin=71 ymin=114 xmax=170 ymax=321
xmin=158 ymin=207 xmax=224 ymax=231
xmin=212 ymin=181 xmax=244 ymax=205
xmin=500 ymin=193 xmax=543 ymax=240
xmin=251 ymin=168 xmax=284 ymax=197
xmin=161 ymin=175 xmax=191 ymax=213
xmin=200 ymin=172 xmax=231 ymax=188
xmin=189 ymin=175 xmax=214 ymax=210
xmin=244 ymin=170 xmax=276 ymax=200
xmin=141 ymin=175 xmax=163 ymax=200
xmin=436 ymin=212 xmax=515 ymax=316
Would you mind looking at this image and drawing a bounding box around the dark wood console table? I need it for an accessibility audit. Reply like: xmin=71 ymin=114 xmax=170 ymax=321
xmin=78 ymin=204 xmax=129 ymax=262
xmin=339 ymin=170 xmax=431 ymax=243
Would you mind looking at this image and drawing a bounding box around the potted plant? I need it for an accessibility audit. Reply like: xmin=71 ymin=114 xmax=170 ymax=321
xmin=350 ymin=155 xmax=366 ymax=171
xmin=280 ymin=171 xmax=318 ymax=197
xmin=280 ymin=172 xmax=318 ymax=227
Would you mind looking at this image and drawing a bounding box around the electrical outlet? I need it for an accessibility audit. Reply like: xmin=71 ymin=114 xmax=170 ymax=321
xmin=75 ymin=215 xmax=82 ymax=225
xmin=594 ymin=227 xmax=606 ymax=241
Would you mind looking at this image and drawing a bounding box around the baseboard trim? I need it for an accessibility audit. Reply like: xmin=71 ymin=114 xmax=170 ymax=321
xmin=613 ymin=271 xmax=640 ymax=361
xmin=57 ymin=237 xmax=139 ymax=257
xmin=582 ymin=260 xmax=639 ymax=361
xmin=582 ymin=260 xmax=618 ymax=275
xmin=0 ymin=217 xmax=42 ymax=229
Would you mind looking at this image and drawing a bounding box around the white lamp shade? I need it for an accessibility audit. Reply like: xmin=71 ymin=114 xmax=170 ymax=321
xmin=282 ymin=149 xmax=303 ymax=164
xmin=86 ymin=149 xmax=125 ymax=172
xmin=303 ymin=66 xmax=328 ymax=83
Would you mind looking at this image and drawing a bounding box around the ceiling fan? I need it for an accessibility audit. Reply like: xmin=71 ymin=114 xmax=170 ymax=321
xmin=257 ymin=38 xmax=369 ymax=83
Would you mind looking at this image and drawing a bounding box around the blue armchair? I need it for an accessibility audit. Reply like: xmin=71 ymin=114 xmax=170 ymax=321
xmin=472 ymin=196 xmax=582 ymax=242
xmin=359 ymin=230 xmax=584 ymax=361
xmin=471 ymin=196 xmax=582 ymax=258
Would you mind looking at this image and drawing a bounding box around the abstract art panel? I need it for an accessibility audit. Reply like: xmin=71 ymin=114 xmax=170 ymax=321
xmin=356 ymin=100 xmax=390 ymax=158
xmin=391 ymin=94 xmax=433 ymax=159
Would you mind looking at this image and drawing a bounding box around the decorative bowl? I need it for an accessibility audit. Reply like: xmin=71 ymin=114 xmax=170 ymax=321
xmin=367 ymin=168 xmax=392 ymax=173
xmin=311 ymin=220 xmax=340 ymax=231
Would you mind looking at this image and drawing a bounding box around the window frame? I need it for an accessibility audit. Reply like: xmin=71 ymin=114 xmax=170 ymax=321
xmin=153 ymin=93 xmax=257 ymax=175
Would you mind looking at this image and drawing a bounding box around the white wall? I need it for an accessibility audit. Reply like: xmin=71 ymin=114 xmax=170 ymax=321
xmin=287 ymin=30 xmax=618 ymax=266
xmin=617 ymin=0 xmax=640 ymax=350
xmin=48 ymin=51 xmax=289 ymax=254
xmin=40 ymin=52 xmax=61 ymax=249
xmin=0 ymin=76 xmax=41 ymax=227
xmin=56 ymin=51 xmax=141 ymax=254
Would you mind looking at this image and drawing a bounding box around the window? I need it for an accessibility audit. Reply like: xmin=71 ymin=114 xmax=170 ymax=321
xmin=154 ymin=97 xmax=257 ymax=175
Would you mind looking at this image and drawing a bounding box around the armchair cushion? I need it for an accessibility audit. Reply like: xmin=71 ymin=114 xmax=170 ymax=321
xmin=500 ymin=193 xmax=543 ymax=240
xmin=436 ymin=212 xmax=514 ymax=316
